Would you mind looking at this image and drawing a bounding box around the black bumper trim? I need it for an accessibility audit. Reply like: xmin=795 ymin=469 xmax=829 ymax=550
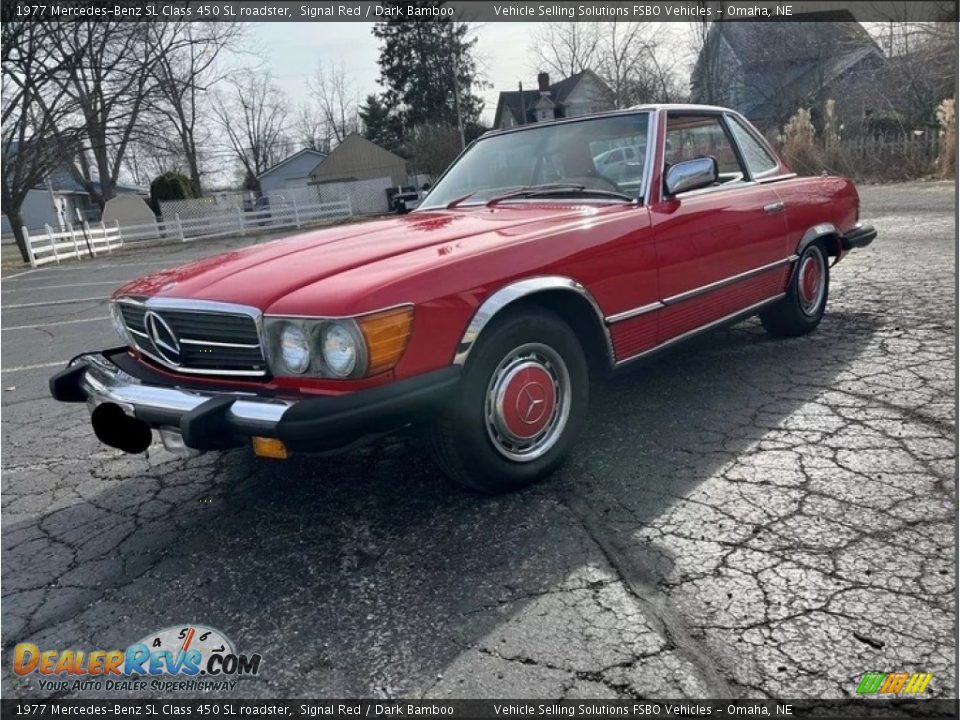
xmin=276 ymin=368 xmax=461 ymax=451
xmin=842 ymin=224 xmax=876 ymax=250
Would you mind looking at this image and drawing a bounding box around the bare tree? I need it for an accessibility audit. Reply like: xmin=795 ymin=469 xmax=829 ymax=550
xmin=530 ymin=21 xmax=681 ymax=108
xmin=122 ymin=137 xmax=185 ymax=187
xmin=596 ymin=22 xmax=681 ymax=107
xmin=1 ymin=21 xmax=84 ymax=261
xmin=146 ymin=22 xmax=244 ymax=193
xmin=211 ymin=71 xmax=290 ymax=194
xmin=44 ymin=21 xmax=201 ymax=210
xmin=531 ymin=23 xmax=600 ymax=78
xmin=307 ymin=61 xmax=359 ymax=148
xmin=688 ymin=7 xmax=732 ymax=107
xmin=867 ymin=11 xmax=957 ymax=129
xmin=293 ymin=101 xmax=331 ymax=153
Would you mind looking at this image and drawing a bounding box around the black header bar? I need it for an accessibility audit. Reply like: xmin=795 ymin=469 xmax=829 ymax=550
xmin=1 ymin=0 xmax=957 ymax=23
xmin=1 ymin=698 xmax=959 ymax=719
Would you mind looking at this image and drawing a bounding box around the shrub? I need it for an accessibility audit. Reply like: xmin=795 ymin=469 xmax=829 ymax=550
xmin=782 ymin=101 xmax=941 ymax=182
xmin=781 ymin=108 xmax=824 ymax=176
xmin=149 ymin=172 xmax=197 ymax=214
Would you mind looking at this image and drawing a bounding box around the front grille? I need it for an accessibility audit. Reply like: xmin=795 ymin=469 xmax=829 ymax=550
xmin=118 ymin=301 xmax=266 ymax=376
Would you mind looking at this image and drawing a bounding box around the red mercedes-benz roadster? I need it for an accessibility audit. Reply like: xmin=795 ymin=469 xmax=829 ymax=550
xmin=51 ymin=105 xmax=875 ymax=492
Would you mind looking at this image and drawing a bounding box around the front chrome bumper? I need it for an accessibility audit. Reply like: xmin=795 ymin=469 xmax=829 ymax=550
xmin=50 ymin=350 xmax=461 ymax=454
xmin=68 ymin=352 xmax=290 ymax=426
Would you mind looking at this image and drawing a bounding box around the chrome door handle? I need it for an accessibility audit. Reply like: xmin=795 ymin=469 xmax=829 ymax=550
xmin=763 ymin=201 xmax=785 ymax=213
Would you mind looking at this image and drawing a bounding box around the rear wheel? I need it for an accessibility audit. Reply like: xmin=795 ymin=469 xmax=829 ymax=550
xmin=760 ymin=242 xmax=830 ymax=337
xmin=430 ymin=309 xmax=589 ymax=493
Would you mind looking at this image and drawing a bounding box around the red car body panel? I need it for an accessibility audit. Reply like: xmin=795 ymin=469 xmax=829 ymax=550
xmin=112 ymin=107 xmax=863 ymax=396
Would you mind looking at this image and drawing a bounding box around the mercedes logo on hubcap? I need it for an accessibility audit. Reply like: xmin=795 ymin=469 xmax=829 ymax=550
xmin=516 ymin=382 xmax=548 ymax=425
xmin=144 ymin=311 xmax=182 ymax=366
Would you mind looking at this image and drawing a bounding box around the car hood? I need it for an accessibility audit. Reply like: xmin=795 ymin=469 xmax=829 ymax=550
xmin=113 ymin=206 xmax=597 ymax=311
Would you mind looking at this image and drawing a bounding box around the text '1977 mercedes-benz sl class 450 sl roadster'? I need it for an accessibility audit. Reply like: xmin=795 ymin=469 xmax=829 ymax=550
xmin=51 ymin=105 xmax=875 ymax=493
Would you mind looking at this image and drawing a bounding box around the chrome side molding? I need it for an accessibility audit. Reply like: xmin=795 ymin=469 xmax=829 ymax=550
xmin=605 ymin=256 xmax=797 ymax=324
xmin=614 ymin=293 xmax=786 ymax=367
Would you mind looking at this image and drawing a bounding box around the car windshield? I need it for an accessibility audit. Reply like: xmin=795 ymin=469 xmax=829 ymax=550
xmin=420 ymin=113 xmax=651 ymax=209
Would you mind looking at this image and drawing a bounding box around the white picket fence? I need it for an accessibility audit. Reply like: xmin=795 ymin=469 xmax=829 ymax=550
xmin=24 ymin=221 xmax=124 ymax=267
xmin=22 ymin=198 xmax=353 ymax=268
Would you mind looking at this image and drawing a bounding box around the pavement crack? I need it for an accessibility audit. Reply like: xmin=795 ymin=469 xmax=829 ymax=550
xmin=852 ymin=631 xmax=885 ymax=650
xmin=564 ymin=495 xmax=735 ymax=699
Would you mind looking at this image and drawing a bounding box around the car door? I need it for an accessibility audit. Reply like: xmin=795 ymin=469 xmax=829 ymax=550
xmin=651 ymin=111 xmax=791 ymax=343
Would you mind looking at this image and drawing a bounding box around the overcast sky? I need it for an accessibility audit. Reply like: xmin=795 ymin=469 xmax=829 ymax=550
xmin=246 ymin=21 xmax=692 ymax=126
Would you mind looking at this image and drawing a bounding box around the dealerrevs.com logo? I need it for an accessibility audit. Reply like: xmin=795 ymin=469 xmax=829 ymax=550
xmin=13 ymin=624 xmax=262 ymax=693
xmin=856 ymin=672 xmax=934 ymax=695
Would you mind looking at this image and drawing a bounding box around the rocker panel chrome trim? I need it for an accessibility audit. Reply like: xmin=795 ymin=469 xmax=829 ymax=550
xmin=614 ymin=293 xmax=786 ymax=367
xmin=604 ymin=256 xmax=796 ymax=324
xmin=661 ymin=256 xmax=797 ymax=306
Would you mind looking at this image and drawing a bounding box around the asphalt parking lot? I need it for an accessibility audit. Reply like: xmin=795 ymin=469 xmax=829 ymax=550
xmin=1 ymin=182 xmax=956 ymax=700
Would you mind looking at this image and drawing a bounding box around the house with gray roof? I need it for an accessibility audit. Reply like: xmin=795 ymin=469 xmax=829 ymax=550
xmin=691 ymin=12 xmax=885 ymax=130
xmin=493 ymin=71 xmax=614 ymax=129
xmin=1 ymin=143 xmax=146 ymax=236
xmin=257 ymin=148 xmax=328 ymax=197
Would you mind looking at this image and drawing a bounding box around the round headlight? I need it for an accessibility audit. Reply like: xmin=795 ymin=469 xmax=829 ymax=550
xmin=110 ymin=303 xmax=131 ymax=345
xmin=321 ymin=323 xmax=358 ymax=378
xmin=280 ymin=323 xmax=311 ymax=374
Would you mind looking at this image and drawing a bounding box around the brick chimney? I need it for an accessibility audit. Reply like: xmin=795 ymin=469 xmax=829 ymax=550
xmin=537 ymin=72 xmax=550 ymax=91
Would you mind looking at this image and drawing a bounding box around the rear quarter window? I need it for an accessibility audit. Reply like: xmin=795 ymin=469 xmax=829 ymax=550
xmin=728 ymin=118 xmax=780 ymax=177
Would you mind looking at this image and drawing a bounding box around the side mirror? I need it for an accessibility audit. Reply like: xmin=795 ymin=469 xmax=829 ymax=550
xmin=664 ymin=156 xmax=719 ymax=196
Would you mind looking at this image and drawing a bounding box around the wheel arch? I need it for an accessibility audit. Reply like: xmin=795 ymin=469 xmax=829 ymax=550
xmin=798 ymin=223 xmax=842 ymax=257
xmin=452 ymin=277 xmax=613 ymax=376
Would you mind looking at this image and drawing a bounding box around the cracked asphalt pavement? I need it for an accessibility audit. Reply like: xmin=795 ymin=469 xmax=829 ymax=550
xmin=1 ymin=182 xmax=956 ymax=700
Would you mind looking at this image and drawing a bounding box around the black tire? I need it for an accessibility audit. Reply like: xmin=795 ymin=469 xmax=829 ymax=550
xmin=430 ymin=308 xmax=589 ymax=494
xmin=759 ymin=242 xmax=830 ymax=337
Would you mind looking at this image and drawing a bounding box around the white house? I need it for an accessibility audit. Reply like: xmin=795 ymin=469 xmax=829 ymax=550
xmin=1 ymin=165 xmax=145 ymax=236
xmin=257 ymin=149 xmax=328 ymax=197
xmin=493 ymin=71 xmax=614 ymax=129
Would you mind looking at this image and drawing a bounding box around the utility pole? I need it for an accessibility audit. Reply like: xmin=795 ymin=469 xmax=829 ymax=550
xmin=449 ymin=23 xmax=466 ymax=150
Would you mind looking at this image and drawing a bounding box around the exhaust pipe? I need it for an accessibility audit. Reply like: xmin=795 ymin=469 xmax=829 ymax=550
xmin=91 ymin=403 xmax=152 ymax=454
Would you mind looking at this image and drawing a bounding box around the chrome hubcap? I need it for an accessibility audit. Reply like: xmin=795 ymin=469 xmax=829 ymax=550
xmin=798 ymin=250 xmax=825 ymax=315
xmin=485 ymin=343 xmax=571 ymax=462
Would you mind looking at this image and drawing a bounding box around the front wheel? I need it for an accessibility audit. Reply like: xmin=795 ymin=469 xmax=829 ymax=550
xmin=429 ymin=309 xmax=589 ymax=493
xmin=760 ymin=242 xmax=830 ymax=337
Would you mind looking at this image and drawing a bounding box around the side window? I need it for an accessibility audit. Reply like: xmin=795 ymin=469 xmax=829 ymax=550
xmin=728 ymin=118 xmax=779 ymax=177
xmin=664 ymin=114 xmax=745 ymax=181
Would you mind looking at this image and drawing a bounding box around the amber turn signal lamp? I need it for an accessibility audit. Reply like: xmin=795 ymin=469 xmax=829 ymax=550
xmin=358 ymin=306 xmax=414 ymax=375
xmin=252 ymin=437 xmax=289 ymax=459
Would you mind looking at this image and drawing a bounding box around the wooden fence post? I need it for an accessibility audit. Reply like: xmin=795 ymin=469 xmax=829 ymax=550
xmin=175 ymin=213 xmax=185 ymax=242
xmin=67 ymin=221 xmax=81 ymax=258
xmin=23 ymin=227 xmax=37 ymax=268
xmin=45 ymin=223 xmax=60 ymax=263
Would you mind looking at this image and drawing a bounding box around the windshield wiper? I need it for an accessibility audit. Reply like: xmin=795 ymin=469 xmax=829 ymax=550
xmin=446 ymin=185 xmax=528 ymax=209
xmin=445 ymin=192 xmax=477 ymax=209
xmin=486 ymin=183 xmax=633 ymax=206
